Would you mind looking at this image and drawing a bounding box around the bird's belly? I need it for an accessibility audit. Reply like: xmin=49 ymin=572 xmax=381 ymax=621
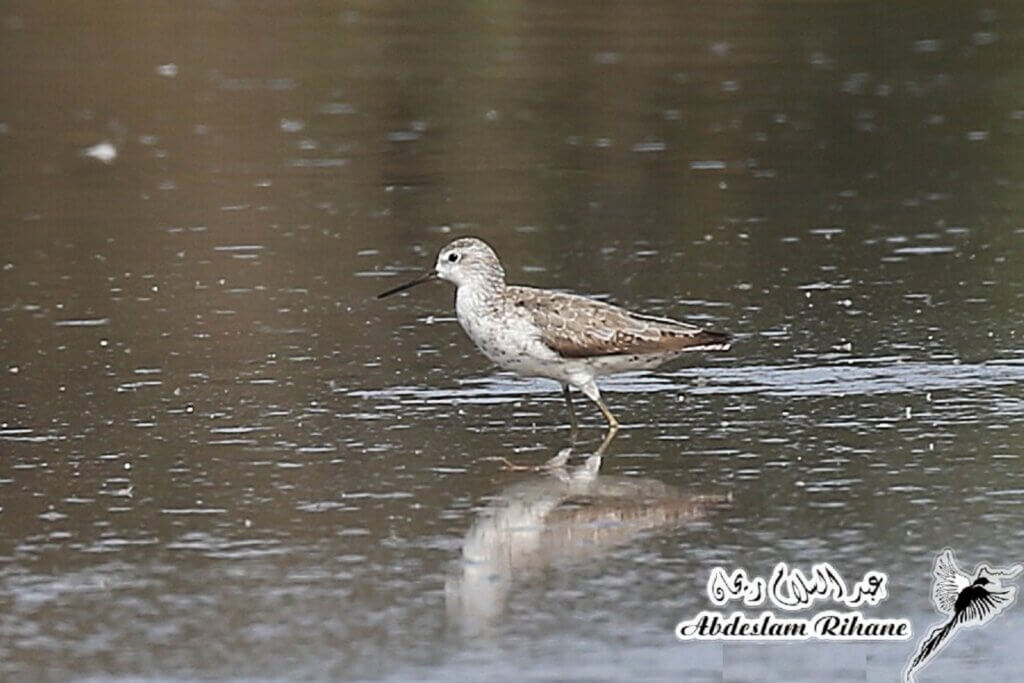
xmin=458 ymin=311 xmax=567 ymax=380
xmin=475 ymin=333 xmax=564 ymax=378
xmin=494 ymin=349 xmax=566 ymax=378
xmin=585 ymin=351 xmax=681 ymax=375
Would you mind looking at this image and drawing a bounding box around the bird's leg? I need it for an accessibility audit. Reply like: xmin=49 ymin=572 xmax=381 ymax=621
xmin=495 ymin=446 xmax=574 ymax=472
xmin=596 ymin=397 xmax=620 ymax=434
xmin=594 ymin=425 xmax=617 ymax=456
xmin=580 ymin=380 xmax=620 ymax=435
xmin=562 ymin=384 xmax=579 ymax=439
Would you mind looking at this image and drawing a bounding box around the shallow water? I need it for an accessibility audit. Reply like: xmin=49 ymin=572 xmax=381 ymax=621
xmin=2 ymin=1 xmax=1024 ymax=681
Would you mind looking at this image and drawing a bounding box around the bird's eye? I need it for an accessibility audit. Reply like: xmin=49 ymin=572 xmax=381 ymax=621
xmin=447 ymin=252 xmax=459 ymax=262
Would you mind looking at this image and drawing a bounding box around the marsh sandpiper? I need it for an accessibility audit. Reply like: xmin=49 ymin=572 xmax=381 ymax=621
xmin=378 ymin=237 xmax=730 ymax=435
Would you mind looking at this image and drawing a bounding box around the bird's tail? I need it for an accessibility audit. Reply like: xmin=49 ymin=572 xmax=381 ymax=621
xmin=905 ymin=618 xmax=955 ymax=680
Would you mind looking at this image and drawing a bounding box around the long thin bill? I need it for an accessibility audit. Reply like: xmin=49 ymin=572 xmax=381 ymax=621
xmin=376 ymin=271 xmax=437 ymax=298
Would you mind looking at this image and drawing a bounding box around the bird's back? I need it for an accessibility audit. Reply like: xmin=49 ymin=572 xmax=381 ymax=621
xmin=506 ymin=285 xmax=730 ymax=359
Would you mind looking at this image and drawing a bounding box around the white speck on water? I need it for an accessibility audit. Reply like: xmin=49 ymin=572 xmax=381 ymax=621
xmin=215 ymin=244 xmax=265 ymax=252
xmin=892 ymin=245 xmax=955 ymax=255
xmin=156 ymin=63 xmax=178 ymax=77
xmin=690 ymin=160 xmax=726 ymax=171
xmin=280 ymin=118 xmax=305 ymax=133
xmin=966 ymin=130 xmax=989 ymax=141
xmin=320 ymin=102 xmax=355 ymax=115
xmin=593 ymin=50 xmax=620 ymax=65
xmin=631 ymin=141 xmax=666 ymax=153
xmin=709 ymin=42 xmax=731 ymax=57
xmin=388 ymin=130 xmax=420 ymax=142
xmin=99 ymin=339 xmax=109 ymax=347
xmin=841 ymin=72 xmax=871 ymax=95
xmin=809 ymin=52 xmax=831 ymax=68
xmin=161 ymin=507 xmax=226 ymax=515
xmin=972 ymin=31 xmax=997 ymax=46
xmin=81 ymin=141 xmax=117 ymax=164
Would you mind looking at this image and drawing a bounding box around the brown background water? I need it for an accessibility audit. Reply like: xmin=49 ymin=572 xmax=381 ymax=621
xmin=1 ymin=1 xmax=1023 ymax=681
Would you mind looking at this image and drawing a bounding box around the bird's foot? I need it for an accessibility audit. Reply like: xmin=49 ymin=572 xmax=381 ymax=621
xmin=489 ymin=447 xmax=574 ymax=472
xmin=492 ymin=456 xmax=541 ymax=471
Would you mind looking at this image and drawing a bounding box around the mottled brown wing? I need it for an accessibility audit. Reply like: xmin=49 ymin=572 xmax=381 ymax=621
xmin=507 ymin=286 xmax=730 ymax=358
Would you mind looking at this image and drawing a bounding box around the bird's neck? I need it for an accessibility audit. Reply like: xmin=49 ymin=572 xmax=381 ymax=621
xmin=455 ymin=279 xmax=505 ymax=319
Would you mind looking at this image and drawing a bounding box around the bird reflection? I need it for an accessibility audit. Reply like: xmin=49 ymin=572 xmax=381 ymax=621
xmin=445 ymin=441 xmax=730 ymax=634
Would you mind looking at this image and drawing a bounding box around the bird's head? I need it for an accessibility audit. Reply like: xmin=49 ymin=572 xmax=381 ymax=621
xmin=434 ymin=237 xmax=505 ymax=289
xmin=377 ymin=237 xmax=505 ymax=299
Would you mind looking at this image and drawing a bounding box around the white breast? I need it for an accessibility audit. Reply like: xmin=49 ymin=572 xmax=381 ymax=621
xmin=455 ymin=285 xmax=564 ymax=379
